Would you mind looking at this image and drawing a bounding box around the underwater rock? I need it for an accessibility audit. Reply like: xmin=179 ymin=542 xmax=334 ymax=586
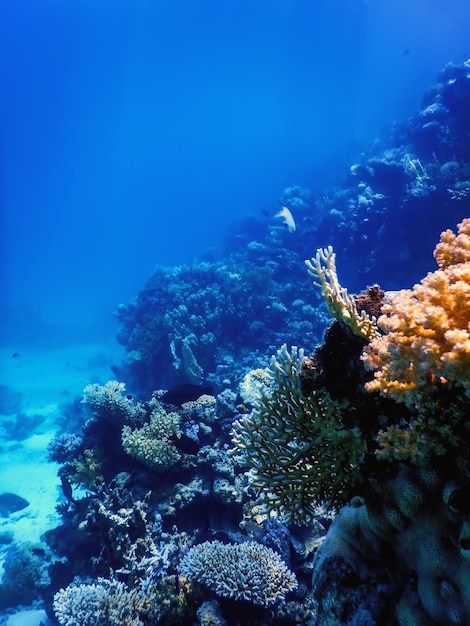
xmin=0 ymin=492 xmax=29 ymax=517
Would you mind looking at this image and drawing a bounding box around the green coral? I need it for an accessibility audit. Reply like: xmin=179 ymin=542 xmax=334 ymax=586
xmin=121 ymin=404 xmax=181 ymax=471
xmin=67 ymin=448 xmax=104 ymax=491
xmin=180 ymin=540 xmax=297 ymax=606
xmin=232 ymin=344 xmax=366 ymax=522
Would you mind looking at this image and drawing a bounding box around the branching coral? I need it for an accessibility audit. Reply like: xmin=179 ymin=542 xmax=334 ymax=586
xmin=362 ymin=218 xmax=470 ymax=406
xmin=121 ymin=404 xmax=181 ymax=471
xmin=180 ymin=540 xmax=297 ymax=606
xmin=67 ymin=448 xmax=104 ymax=491
xmin=232 ymin=344 xmax=366 ymax=522
xmin=53 ymin=577 xmax=152 ymax=626
xmin=305 ymin=246 xmax=379 ymax=340
xmin=82 ymin=381 xmax=146 ymax=426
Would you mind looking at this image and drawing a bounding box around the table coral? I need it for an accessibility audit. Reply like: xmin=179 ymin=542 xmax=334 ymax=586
xmin=362 ymin=218 xmax=470 ymax=406
xmin=53 ymin=577 xmax=151 ymax=626
xmin=180 ymin=540 xmax=297 ymax=606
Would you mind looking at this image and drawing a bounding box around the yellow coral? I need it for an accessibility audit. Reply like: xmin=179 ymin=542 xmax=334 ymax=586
xmin=121 ymin=405 xmax=181 ymax=471
xmin=362 ymin=219 xmax=470 ymax=405
xmin=434 ymin=217 xmax=470 ymax=268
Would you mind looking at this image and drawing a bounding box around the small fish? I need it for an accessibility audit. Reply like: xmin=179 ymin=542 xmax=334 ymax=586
xmin=0 ymin=492 xmax=29 ymax=518
xmin=11 ymin=353 xmax=21 ymax=359
xmin=275 ymin=206 xmax=296 ymax=233
xmin=162 ymin=384 xmax=213 ymax=406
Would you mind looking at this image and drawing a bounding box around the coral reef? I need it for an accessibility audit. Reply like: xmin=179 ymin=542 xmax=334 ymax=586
xmin=36 ymin=58 xmax=470 ymax=626
xmin=307 ymin=222 xmax=470 ymax=624
xmin=0 ymin=542 xmax=47 ymax=610
xmin=180 ymin=540 xmax=297 ymax=606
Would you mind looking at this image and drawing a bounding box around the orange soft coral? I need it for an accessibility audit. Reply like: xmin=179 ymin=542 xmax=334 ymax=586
xmin=362 ymin=218 xmax=470 ymax=405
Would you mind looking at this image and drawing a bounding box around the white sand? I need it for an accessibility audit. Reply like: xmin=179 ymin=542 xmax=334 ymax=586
xmin=5 ymin=609 xmax=53 ymax=626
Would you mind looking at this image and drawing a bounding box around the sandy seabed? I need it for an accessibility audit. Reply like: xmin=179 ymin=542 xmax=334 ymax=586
xmin=0 ymin=340 xmax=122 ymax=625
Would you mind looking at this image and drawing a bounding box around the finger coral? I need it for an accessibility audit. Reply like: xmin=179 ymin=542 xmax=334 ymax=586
xmin=305 ymin=246 xmax=380 ymax=340
xmin=362 ymin=218 xmax=470 ymax=406
xmin=121 ymin=404 xmax=181 ymax=471
xmin=180 ymin=540 xmax=297 ymax=606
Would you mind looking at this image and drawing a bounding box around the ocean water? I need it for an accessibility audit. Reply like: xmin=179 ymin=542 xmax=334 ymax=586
xmin=0 ymin=1 xmax=470 ymax=624
xmin=1 ymin=0 xmax=469 ymax=342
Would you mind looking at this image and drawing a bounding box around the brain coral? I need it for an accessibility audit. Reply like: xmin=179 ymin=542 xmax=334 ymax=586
xmin=180 ymin=540 xmax=297 ymax=606
xmin=362 ymin=218 xmax=470 ymax=406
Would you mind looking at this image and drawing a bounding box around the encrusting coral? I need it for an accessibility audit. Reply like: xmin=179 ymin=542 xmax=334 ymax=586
xmin=180 ymin=540 xmax=297 ymax=606
xmin=362 ymin=217 xmax=470 ymax=406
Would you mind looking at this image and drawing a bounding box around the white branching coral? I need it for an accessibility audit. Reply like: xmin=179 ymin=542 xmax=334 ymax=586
xmin=305 ymin=246 xmax=379 ymax=340
xmin=53 ymin=577 xmax=151 ymax=626
xmin=82 ymin=381 xmax=146 ymax=426
xmin=180 ymin=540 xmax=297 ymax=606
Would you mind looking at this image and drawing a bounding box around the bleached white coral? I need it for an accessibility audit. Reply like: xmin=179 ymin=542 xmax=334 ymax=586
xmin=305 ymin=246 xmax=379 ymax=340
xmin=239 ymin=367 xmax=271 ymax=405
xmin=53 ymin=577 xmax=147 ymax=626
xmin=180 ymin=540 xmax=297 ymax=606
xmin=82 ymin=381 xmax=146 ymax=426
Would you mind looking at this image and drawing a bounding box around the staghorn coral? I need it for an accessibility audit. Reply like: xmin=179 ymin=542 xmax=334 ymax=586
xmin=121 ymin=403 xmax=181 ymax=471
xmin=363 ymin=218 xmax=470 ymax=406
xmin=232 ymin=344 xmax=366 ymax=522
xmin=180 ymin=540 xmax=297 ymax=606
xmin=305 ymin=246 xmax=380 ymax=340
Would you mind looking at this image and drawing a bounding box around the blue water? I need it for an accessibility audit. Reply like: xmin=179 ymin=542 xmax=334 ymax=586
xmin=0 ymin=0 xmax=469 ymax=344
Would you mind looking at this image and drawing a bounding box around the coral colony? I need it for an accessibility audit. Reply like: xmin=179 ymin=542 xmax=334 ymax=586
xmin=5 ymin=59 xmax=470 ymax=625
